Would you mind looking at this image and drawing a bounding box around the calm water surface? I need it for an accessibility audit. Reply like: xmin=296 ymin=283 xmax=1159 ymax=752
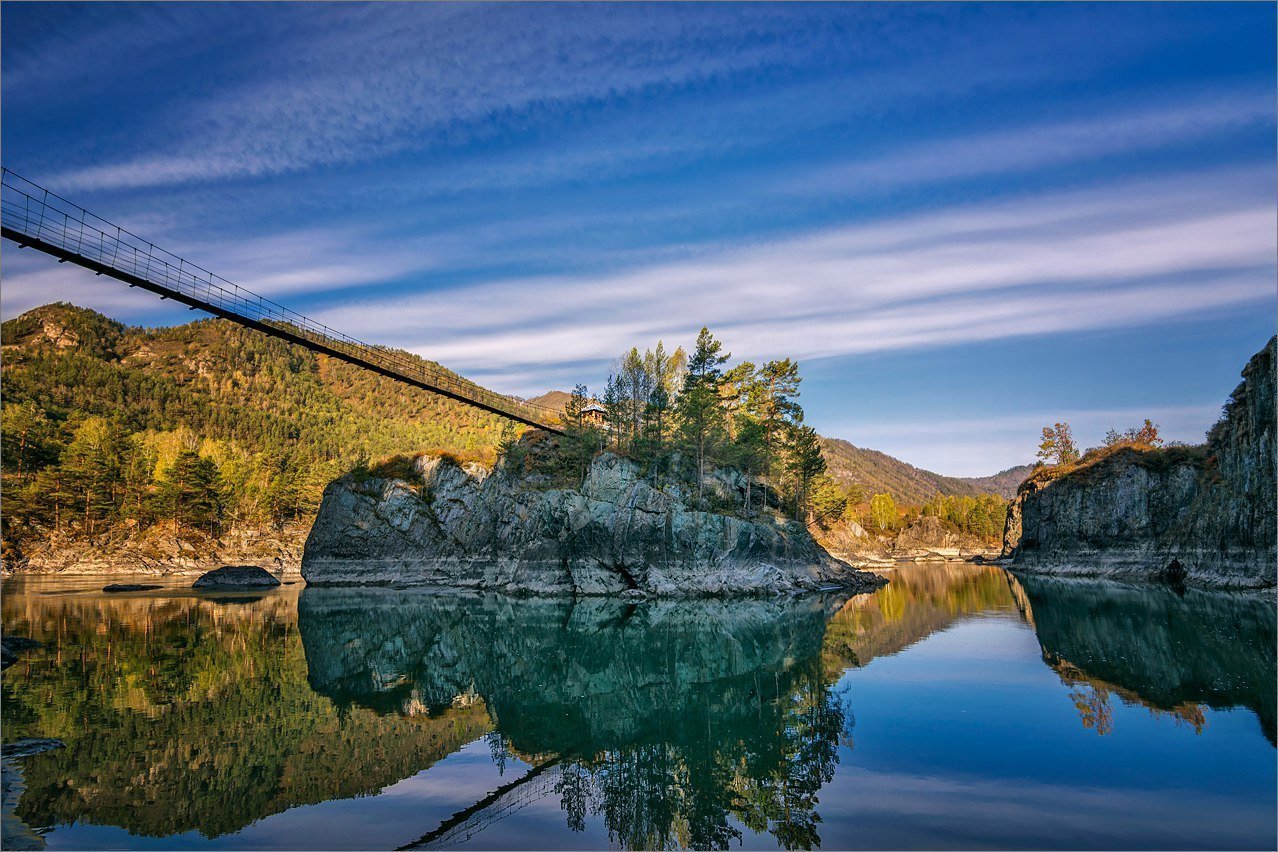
xmin=2 ymin=564 xmax=1274 ymax=850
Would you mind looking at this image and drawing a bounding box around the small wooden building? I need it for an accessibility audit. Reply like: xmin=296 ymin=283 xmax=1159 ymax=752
xmin=580 ymin=403 xmax=606 ymax=427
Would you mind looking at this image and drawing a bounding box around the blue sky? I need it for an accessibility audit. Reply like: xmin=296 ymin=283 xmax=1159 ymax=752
xmin=2 ymin=2 xmax=1274 ymax=476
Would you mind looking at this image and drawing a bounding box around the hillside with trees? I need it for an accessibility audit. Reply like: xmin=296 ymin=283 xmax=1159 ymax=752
xmin=1 ymin=303 xmax=507 ymax=565
xmin=820 ymin=437 xmax=1030 ymax=505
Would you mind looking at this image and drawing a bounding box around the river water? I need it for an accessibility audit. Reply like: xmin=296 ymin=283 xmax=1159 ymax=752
xmin=2 ymin=564 xmax=1274 ymax=850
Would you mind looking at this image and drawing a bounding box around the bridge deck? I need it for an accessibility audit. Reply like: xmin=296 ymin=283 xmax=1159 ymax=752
xmin=0 ymin=168 xmax=563 ymax=433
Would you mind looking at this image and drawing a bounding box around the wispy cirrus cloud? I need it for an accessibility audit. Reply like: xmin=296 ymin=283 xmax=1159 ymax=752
xmin=782 ymin=92 xmax=1275 ymax=197
xmin=32 ymin=5 xmax=1253 ymax=195
xmin=306 ymin=167 xmax=1274 ymax=389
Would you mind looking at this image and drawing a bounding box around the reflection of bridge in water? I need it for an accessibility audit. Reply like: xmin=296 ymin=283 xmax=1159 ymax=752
xmin=0 ymin=168 xmax=563 ymax=433
xmin=398 ymin=758 xmax=562 ymax=851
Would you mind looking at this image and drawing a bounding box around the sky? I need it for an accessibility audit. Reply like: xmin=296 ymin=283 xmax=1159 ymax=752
xmin=2 ymin=2 xmax=1274 ymax=476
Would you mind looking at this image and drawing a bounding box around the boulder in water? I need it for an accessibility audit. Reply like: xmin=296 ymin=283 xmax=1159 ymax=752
xmin=192 ymin=565 xmax=281 ymax=590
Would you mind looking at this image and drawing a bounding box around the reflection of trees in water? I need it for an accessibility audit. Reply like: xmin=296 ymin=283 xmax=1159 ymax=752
xmin=534 ymin=667 xmax=849 ymax=851
xmin=821 ymin=561 xmax=1274 ymax=745
xmin=821 ymin=563 xmax=1021 ymax=671
xmin=1 ymin=584 xmax=489 ymax=838
xmin=823 ymin=562 xmax=1272 ymax=745
xmin=301 ymin=590 xmax=851 ymax=850
xmin=1055 ymin=658 xmax=1207 ymax=737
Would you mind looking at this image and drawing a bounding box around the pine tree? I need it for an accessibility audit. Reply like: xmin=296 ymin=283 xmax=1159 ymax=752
xmin=153 ymin=450 xmax=223 ymax=536
xmin=1 ymin=402 xmax=55 ymax=478
xmin=807 ymin=474 xmax=846 ymax=528
xmin=59 ymin=417 xmax=127 ymax=536
xmin=675 ymin=328 xmax=730 ymax=499
xmin=565 ymin=384 xmax=589 ymax=427
xmin=746 ymin=359 xmax=803 ymax=486
xmin=785 ymin=424 xmax=826 ymax=521
xmin=602 ymin=375 xmax=626 ymax=452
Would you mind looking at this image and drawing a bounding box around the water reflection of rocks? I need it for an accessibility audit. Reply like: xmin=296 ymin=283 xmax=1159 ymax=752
xmin=300 ymin=590 xmax=853 ymax=850
xmin=298 ymin=568 xmax=1277 ymax=848
xmin=1014 ymin=573 xmax=1276 ymax=744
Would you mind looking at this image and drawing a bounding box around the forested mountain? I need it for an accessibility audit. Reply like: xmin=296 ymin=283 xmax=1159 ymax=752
xmin=820 ymin=437 xmax=1030 ymax=504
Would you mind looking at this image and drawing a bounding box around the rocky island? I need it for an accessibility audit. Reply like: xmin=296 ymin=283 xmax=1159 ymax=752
xmin=1003 ymin=337 xmax=1276 ymax=588
xmin=302 ymin=449 xmax=885 ymax=596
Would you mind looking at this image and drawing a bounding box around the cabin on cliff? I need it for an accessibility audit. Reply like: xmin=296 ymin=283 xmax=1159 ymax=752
xmin=581 ymin=403 xmax=606 ymax=427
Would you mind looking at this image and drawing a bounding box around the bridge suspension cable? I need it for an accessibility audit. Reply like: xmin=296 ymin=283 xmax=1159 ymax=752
xmin=0 ymin=168 xmax=564 ymax=433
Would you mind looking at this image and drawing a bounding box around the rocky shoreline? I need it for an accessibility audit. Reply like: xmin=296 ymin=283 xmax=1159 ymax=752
xmin=2 ymin=523 xmax=307 ymax=578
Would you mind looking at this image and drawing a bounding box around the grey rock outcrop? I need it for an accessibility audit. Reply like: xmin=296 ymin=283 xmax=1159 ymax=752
xmin=1 ymin=637 xmax=41 ymax=671
xmin=191 ymin=565 xmax=281 ymax=589
xmin=1004 ymin=337 xmax=1276 ymax=587
xmin=302 ymin=453 xmax=885 ymax=596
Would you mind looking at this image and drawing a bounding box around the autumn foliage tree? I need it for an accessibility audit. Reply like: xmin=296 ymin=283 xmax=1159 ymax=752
xmin=1037 ymin=422 xmax=1080 ymax=465
xmin=1104 ymin=419 xmax=1162 ymax=448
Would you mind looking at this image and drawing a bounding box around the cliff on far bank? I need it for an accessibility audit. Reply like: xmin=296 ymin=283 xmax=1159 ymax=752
xmin=1003 ymin=337 xmax=1276 ymax=588
xmin=302 ymin=450 xmax=886 ymax=597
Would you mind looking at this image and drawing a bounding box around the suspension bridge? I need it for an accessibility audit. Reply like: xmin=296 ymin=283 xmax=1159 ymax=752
xmin=0 ymin=168 xmax=564 ymax=433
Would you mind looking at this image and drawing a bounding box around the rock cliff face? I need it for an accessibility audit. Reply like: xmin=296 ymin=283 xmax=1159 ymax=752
xmin=302 ymin=453 xmax=885 ymax=596
xmin=1004 ymin=338 xmax=1276 ymax=587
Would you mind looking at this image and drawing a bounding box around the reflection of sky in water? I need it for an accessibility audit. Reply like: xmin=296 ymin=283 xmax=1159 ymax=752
xmin=809 ymin=619 xmax=1275 ymax=851
xmin=7 ymin=567 xmax=1276 ymax=851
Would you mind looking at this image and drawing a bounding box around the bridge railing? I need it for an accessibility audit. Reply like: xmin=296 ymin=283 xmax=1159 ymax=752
xmin=0 ymin=168 xmax=562 ymax=431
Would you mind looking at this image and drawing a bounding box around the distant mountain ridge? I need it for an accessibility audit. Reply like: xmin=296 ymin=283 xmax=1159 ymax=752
xmin=820 ymin=437 xmax=1031 ymax=503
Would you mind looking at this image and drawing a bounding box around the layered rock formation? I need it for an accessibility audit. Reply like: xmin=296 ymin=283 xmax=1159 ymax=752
xmin=302 ymin=452 xmax=885 ymax=596
xmin=1004 ymin=338 xmax=1275 ymax=588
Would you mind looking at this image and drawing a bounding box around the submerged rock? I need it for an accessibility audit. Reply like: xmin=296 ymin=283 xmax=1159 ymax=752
xmin=303 ymin=452 xmax=885 ymax=597
xmin=1 ymin=637 xmax=41 ymax=652
xmin=102 ymin=583 xmax=163 ymax=593
xmin=192 ymin=565 xmax=281 ymax=590
xmin=0 ymin=740 xmax=63 ymax=760
xmin=1003 ymin=338 xmax=1276 ymax=588
xmin=0 ymin=637 xmax=41 ymax=670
